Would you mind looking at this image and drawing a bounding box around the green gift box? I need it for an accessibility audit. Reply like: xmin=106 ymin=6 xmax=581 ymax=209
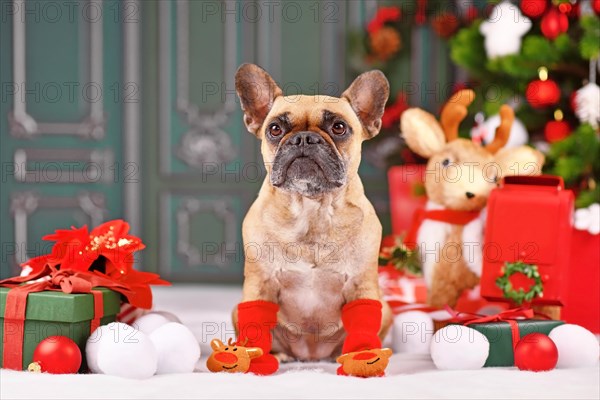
xmin=0 ymin=287 xmax=121 ymax=371
xmin=466 ymin=319 xmax=564 ymax=367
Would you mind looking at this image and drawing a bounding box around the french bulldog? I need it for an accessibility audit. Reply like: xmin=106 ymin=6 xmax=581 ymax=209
xmin=219 ymin=63 xmax=393 ymax=377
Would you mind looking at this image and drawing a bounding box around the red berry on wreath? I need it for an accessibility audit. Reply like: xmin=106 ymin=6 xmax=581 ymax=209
xmin=520 ymin=0 xmax=547 ymax=19
xmin=29 ymin=336 xmax=82 ymax=374
xmin=514 ymin=333 xmax=558 ymax=372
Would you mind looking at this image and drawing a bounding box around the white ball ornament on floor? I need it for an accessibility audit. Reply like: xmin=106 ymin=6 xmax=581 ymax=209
xmin=89 ymin=322 xmax=158 ymax=379
xmin=149 ymin=322 xmax=201 ymax=374
xmin=86 ymin=324 xmax=111 ymax=373
xmin=392 ymin=311 xmax=434 ymax=354
xmin=430 ymin=325 xmax=490 ymax=370
xmin=549 ymin=324 xmax=600 ymax=368
xmin=134 ymin=311 xmax=181 ymax=335
xmin=480 ymin=1 xmax=532 ymax=58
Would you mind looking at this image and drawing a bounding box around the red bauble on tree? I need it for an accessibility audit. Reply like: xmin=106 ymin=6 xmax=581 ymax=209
xmin=520 ymin=0 xmax=547 ymax=18
xmin=592 ymin=0 xmax=600 ymax=16
xmin=28 ymin=336 xmax=82 ymax=374
xmin=526 ymin=71 xmax=561 ymax=108
xmin=514 ymin=333 xmax=558 ymax=371
xmin=544 ymin=109 xmax=571 ymax=143
xmin=541 ymin=6 xmax=569 ymax=40
xmin=545 ymin=120 xmax=571 ymax=143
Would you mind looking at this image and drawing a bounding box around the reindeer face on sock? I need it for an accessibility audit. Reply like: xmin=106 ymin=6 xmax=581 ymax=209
xmin=206 ymin=338 xmax=263 ymax=373
xmin=336 ymin=348 xmax=393 ymax=377
xmin=401 ymin=89 xmax=545 ymax=212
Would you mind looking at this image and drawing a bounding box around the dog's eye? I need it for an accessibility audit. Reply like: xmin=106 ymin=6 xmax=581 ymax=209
xmin=441 ymin=158 xmax=450 ymax=167
xmin=332 ymin=122 xmax=346 ymax=135
xmin=268 ymin=123 xmax=283 ymax=136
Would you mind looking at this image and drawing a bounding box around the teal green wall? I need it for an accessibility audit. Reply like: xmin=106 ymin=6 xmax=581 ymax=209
xmin=1 ymin=0 xmax=454 ymax=282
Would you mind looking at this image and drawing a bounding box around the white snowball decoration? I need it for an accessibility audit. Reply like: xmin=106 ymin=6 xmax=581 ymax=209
xmin=86 ymin=324 xmax=111 ymax=373
xmin=480 ymin=1 xmax=531 ymax=59
xmin=574 ymin=203 xmax=600 ymax=235
xmin=134 ymin=312 xmax=180 ymax=335
xmin=549 ymin=324 xmax=600 ymax=368
xmin=149 ymin=322 xmax=201 ymax=374
xmin=92 ymin=322 xmax=158 ymax=379
xmin=392 ymin=311 xmax=434 ymax=354
xmin=471 ymin=113 xmax=528 ymax=149
xmin=430 ymin=325 xmax=490 ymax=370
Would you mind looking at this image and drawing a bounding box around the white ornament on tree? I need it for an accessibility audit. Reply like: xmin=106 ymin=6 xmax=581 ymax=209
xmin=480 ymin=1 xmax=532 ymax=58
xmin=575 ymin=82 xmax=600 ymax=128
xmin=471 ymin=112 xmax=529 ymax=149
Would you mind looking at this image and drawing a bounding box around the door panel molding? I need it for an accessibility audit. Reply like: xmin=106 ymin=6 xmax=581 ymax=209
xmin=11 ymin=191 xmax=107 ymax=265
xmin=13 ymin=148 xmax=115 ymax=184
xmin=159 ymin=0 xmax=238 ymax=174
xmin=9 ymin=0 xmax=105 ymax=139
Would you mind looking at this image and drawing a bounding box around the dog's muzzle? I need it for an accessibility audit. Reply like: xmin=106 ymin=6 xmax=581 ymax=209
xmin=270 ymin=131 xmax=346 ymax=195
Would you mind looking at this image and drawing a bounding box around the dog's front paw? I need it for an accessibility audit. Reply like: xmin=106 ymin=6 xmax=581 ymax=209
xmin=336 ymin=348 xmax=392 ymax=377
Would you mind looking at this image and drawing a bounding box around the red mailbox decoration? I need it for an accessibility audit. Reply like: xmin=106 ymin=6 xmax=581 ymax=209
xmin=481 ymin=176 xmax=574 ymax=306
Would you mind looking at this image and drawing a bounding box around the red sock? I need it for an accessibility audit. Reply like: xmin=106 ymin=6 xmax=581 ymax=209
xmin=237 ymin=300 xmax=279 ymax=375
xmin=338 ymin=299 xmax=382 ymax=376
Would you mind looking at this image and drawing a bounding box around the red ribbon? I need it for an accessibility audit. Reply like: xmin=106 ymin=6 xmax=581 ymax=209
xmin=444 ymin=306 xmax=535 ymax=351
xmin=404 ymin=208 xmax=481 ymax=249
xmin=0 ymin=266 xmax=133 ymax=370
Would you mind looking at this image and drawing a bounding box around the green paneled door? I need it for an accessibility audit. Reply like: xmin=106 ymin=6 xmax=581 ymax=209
xmin=1 ymin=0 xmax=455 ymax=282
xmin=140 ymin=0 xmax=390 ymax=282
xmin=0 ymin=0 xmax=137 ymax=278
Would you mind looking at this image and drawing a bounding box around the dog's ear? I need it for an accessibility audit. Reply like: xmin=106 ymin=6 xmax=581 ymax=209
xmin=342 ymin=70 xmax=390 ymax=139
xmin=235 ymin=63 xmax=282 ymax=136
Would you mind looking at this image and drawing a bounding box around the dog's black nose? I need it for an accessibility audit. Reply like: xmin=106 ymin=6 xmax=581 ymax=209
xmin=287 ymin=131 xmax=323 ymax=146
xmin=465 ymin=192 xmax=475 ymax=199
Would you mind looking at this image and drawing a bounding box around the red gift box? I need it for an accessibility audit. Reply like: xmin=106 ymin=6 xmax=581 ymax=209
xmin=388 ymin=165 xmax=427 ymax=234
xmin=481 ymin=176 xmax=574 ymax=306
xmin=562 ymin=229 xmax=600 ymax=333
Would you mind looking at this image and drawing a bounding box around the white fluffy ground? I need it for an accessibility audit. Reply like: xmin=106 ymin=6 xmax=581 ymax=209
xmin=2 ymin=285 xmax=598 ymax=400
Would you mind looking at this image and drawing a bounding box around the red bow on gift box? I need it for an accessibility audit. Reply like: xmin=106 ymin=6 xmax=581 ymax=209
xmin=17 ymin=219 xmax=169 ymax=309
xmin=444 ymin=306 xmax=535 ymax=350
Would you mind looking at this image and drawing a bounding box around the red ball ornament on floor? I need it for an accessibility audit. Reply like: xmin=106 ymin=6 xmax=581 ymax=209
xmin=541 ymin=7 xmax=569 ymax=40
xmin=520 ymin=0 xmax=547 ymax=18
xmin=544 ymin=120 xmax=571 ymax=143
xmin=514 ymin=333 xmax=558 ymax=372
xmin=526 ymin=79 xmax=561 ymax=108
xmin=30 ymin=336 xmax=82 ymax=374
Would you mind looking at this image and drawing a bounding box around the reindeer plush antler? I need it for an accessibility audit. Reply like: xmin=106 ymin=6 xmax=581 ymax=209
xmin=400 ymin=91 xmax=544 ymax=308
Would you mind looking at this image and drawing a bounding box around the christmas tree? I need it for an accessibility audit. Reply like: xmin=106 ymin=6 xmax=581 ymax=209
xmin=350 ymin=0 xmax=600 ymax=208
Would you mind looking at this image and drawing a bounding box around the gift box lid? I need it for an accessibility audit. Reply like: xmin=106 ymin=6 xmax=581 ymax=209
xmin=0 ymin=287 xmax=122 ymax=323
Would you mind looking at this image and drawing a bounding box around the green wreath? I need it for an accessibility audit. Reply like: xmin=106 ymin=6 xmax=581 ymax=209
xmin=495 ymin=261 xmax=544 ymax=305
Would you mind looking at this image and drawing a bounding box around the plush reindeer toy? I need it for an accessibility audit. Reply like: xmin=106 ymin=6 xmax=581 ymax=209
xmin=400 ymin=89 xmax=545 ymax=308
